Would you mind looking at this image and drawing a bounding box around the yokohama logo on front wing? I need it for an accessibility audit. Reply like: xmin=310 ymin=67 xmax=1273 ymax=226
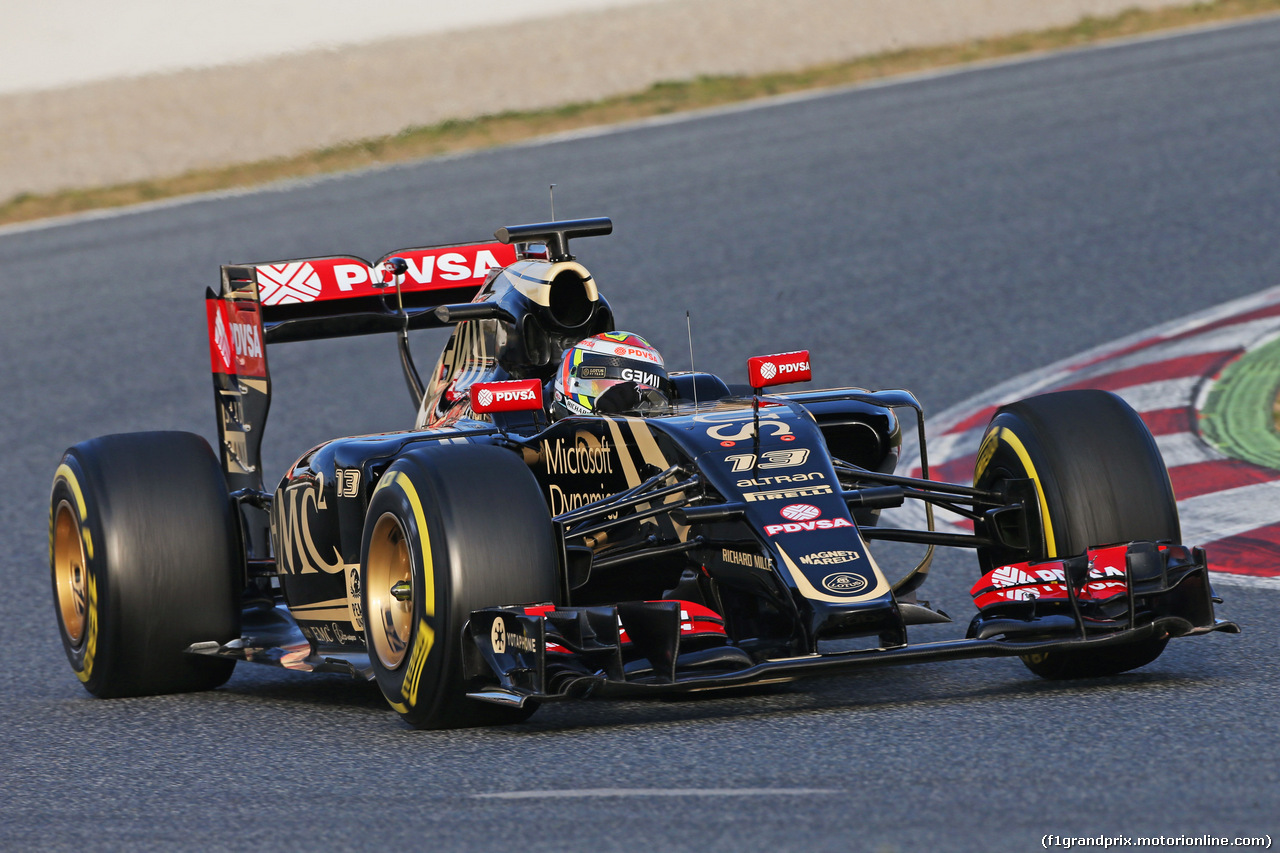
xmin=470 ymin=379 xmax=543 ymax=413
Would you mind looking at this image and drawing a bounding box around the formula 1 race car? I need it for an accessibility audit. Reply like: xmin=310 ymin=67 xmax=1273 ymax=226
xmin=49 ymin=217 xmax=1238 ymax=728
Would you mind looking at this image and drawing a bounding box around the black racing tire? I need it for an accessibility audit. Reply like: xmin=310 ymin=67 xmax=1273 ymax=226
xmin=50 ymin=432 xmax=240 ymax=697
xmin=360 ymin=443 xmax=560 ymax=729
xmin=973 ymin=390 xmax=1178 ymax=680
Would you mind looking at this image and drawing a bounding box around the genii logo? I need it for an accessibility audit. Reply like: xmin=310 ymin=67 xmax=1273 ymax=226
xmin=470 ymin=379 xmax=543 ymax=413
xmin=619 ymin=367 xmax=665 ymax=387
xmin=748 ymin=351 xmax=811 ymax=388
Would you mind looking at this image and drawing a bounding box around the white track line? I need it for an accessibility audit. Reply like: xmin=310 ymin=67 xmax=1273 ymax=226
xmin=1155 ymin=431 xmax=1223 ymax=469
xmin=1179 ymin=479 xmax=1280 ymax=546
xmin=1210 ymin=571 xmax=1280 ymax=590
xmin=474 ymin=788 xmax=843 ymax=800
xmin=1112 ymin=376 xmax=1203 ymax=414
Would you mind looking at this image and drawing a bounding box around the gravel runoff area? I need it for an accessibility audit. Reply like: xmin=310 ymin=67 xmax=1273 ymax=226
xmin=3 ymin=0 xmax=1198 ymax=201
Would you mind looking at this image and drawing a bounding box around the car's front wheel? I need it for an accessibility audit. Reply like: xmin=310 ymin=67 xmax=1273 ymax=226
xmin=360 ymin=443 xmax=560 ymax=728
xmin=973 ymin=390 xmax=1179 ymax=679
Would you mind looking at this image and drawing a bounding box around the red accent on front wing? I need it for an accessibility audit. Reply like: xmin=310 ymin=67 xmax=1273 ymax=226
xmin=970 ymin=544 xmax=1138 ymax=609
xmin=524 ymin=600 xmax=727 ymax=651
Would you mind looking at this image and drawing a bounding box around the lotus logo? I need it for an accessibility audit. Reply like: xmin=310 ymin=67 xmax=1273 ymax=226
xmin=822 ymin=572 xmax=868 ymax=594
xmin=476 ymin=388 xmax=494 ymax=407
xmin=490 ymin=616 xmax=506 ymax=653
xmin=780 ymin=503 xmax=821 ymax=521
xmin=759 ymin=361 xmax=777 ymax=380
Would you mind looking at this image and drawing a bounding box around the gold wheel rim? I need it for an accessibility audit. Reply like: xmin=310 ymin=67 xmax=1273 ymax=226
xmin=53 ymin=501 xmax=88 ymax=646
xmin=366 ymin=512 xmax=414 ymax=670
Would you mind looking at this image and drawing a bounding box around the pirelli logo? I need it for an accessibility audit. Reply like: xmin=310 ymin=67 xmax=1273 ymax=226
xmin=743 ymin=484 xmax=834 ymax=503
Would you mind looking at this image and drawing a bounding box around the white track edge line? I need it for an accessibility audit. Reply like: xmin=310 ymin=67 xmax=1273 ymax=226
xmin=474 ymin=787 xmax=843 ymax=799
xmin=1210 ymin=571 xmax=1280 ymax=590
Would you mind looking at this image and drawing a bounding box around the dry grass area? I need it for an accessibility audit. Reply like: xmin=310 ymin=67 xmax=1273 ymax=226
xmin=3 ymin=0 xmax=1277 ymax=227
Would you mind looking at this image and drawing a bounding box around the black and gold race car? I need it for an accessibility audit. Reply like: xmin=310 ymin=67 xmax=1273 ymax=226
xmin=49 ymin=217 xmax=1237 ymax=728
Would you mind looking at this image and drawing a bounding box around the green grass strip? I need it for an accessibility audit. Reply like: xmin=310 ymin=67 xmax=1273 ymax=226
xmin=1200 ymin=336 xmax=1280 ymax=469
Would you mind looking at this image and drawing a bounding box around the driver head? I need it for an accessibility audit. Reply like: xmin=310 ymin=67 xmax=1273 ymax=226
xmin=551 ymin=331 xmax=672 ymax=418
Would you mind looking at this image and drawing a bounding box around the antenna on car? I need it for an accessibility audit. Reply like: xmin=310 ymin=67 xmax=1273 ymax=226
xmin=686 ymin=311 xmax=698 ymax=409
xmin=549 ymin=184 xmax=557 ymax=221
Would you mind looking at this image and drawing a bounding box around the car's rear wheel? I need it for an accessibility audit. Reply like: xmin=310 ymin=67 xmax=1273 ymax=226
xmin=973 ymin=390 xmax=1178 ymax=679
xmin=50 ymin=432 xmax=240 ymax=697
xmin=361 ymin=443 xmax=560 ymax=728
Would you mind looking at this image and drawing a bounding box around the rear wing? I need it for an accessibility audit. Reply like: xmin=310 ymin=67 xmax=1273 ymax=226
xmin=210 ymin=240 xmax=516 ymax=346
xmin=204 ymin=239 xmax=517 ymax=498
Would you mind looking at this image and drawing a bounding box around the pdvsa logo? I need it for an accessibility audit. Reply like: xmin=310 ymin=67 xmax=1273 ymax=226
xmin=493 ymin=388 xmax=536 ymax=402
xmin=748 ymin=351 xmax=812 ymax=388
xmin=231 ymin=322 xmax=262 ymax=359
xmin=257 ymin=262 xmax=323 ymax=305
xmin=764 ymin=518 xmax=853 ymax=536
xmin=780 ymin=504 xmax=821 ymax=522
xmin=769 ymin=360 xmax=809 ymax=376
xmin=821 ymin=572 xmax=868 ymax=594
xmin=470 ymin=380 xmax=543 ymax=413
xmin=213 ymin=305 xmax=232 ymax=370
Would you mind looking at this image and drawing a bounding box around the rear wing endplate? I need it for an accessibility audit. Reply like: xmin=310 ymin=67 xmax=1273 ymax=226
xmin=204 ymin=239 xmax=516 ymax=498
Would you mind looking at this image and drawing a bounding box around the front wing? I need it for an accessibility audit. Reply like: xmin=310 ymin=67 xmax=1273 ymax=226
xmin=461 ymin=542 xmax=1238 ymax=707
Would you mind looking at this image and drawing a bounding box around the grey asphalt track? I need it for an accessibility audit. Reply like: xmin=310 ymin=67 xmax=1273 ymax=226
xmin=3 ymin=17 xmax=1279 ymax=852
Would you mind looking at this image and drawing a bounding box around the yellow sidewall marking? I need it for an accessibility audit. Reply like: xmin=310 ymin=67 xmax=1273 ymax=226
xmin=76 ymin=574 xmax=99 ymax=682
xmin=974 ymin=431 xmax=998 ymax=482
xmin=54 ymin=464 xmax=95 ymax=560
xmin=997 ymin=426 xmax=1058 ymax=557
xmin=381 ymin=470 xmax=438 ymax=713
xmin=401 ymin=619 xmax=437 ymax=707
xmin=394 ymin=473 xmax=435 ymax=619
xmin=55 ymin=464 xmax=86 ymax=517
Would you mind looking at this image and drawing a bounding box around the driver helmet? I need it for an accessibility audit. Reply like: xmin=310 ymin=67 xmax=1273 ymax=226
xmin=552 ymin=331 xmax=673 ymax=418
